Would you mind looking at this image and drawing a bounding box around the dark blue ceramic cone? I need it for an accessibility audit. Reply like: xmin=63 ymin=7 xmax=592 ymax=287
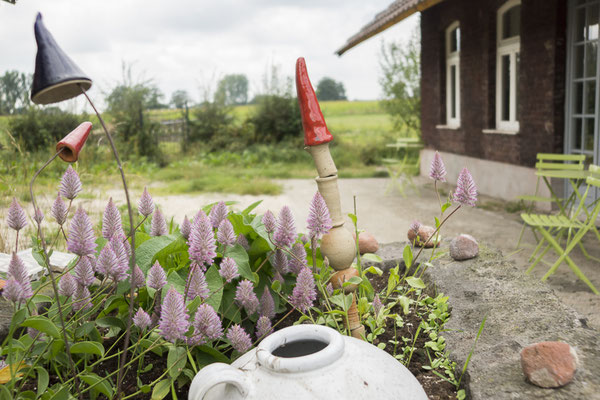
xmin=31 ymin=13 xmax=92 ymax=104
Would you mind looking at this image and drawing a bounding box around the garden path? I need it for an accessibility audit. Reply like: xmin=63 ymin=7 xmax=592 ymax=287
xmin=147 ymin=176 xmax=600 ymax=330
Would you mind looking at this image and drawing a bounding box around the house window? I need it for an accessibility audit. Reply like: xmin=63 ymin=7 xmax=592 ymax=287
xmin=446 ymin=21 xmax=460 ymax=128
xmin=496 ymin=0 xmax=521 ymax=132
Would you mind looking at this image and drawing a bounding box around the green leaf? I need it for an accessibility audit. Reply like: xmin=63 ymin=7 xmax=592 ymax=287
xmin=402 ymin=244 xmax=413 ymax=268
xmin=242 ymin=200 xmax=262 ymax=215
xmin=434 ymin=216 xmax=441 ymax=228
xmin=136 ymin=234 xmax=179 ymax=273
xmin=271 ymin=280 xmax=281 ymax=293
xmin=361 ymin=253 xmax=382 ymax=263
xmin=167 ymin=347 xmax=187 ymax=379
xmin=70 ymin=341 xmax=105 ymax=357
xmin=224 ymin=244 xmax=254 ymax=281
xmin=21 ymin=317 xmax=60 ymax=339
xmin=31 ymin=294 xmax=53 ymax=304
xmin=151 ymin=379 xmax=171 ymax=400
xmin=165 ymin=270 xmax=186 ymax=297
xmin=36 ymin=367 xmax=49 ymax=396
xmin=347 ymin=213 xmax=357 ymax=226
xmin=80 ymin=373 xmax=113 ymax=398
xmin=11 ymin=307 xmax=27 ymax=326
xmin=405 ymin=276 xmax=426 ymax=289
xmin=135 ymin=231 xmax=152 ymax=248
xmin=31 ymin=248 xmax=48 ymax=269
xmin=441 ymin=201 xmax=453 ymax=214
xmin=204 ymin=265 xmax=223 ymax=311
xmin=363 ymin=266 xmax=383 ymax=276
xmin=95 ymin=316 xmax=126 ymax=331
xmin=343 ymin=276 xmax=362 ymax=287
xmin=399 ymin=295 xmax=411 ymax=315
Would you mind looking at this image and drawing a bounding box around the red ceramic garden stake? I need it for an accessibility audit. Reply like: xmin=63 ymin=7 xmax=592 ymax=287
xmin=296 ymin=57 xmax=365 ymax=339
xmin=56 ymin=121 xmax=92 ymax=162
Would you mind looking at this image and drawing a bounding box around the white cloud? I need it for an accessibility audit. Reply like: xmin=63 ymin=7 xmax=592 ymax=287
xmin=0 ymin=0 xmax=418 ymax=109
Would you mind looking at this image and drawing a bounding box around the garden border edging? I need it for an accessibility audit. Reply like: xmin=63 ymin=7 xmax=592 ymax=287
xmin=366 ymin=242 xmax=600 ymax=400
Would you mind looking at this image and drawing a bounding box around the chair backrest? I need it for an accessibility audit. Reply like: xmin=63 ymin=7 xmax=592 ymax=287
xmin=586 ymin=164 xmax=600 ymax=188
xmin=535 ymin=153 xmax=586 ymax=172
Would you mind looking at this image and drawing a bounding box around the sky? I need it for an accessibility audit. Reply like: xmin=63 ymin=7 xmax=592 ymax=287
xmin=0 ymin=0 xmax=418 ymax=111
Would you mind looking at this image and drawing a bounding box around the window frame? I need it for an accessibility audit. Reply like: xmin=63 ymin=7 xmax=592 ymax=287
xmin=445 ymin=21 xmax=461 ymax=128
xmin=495 ymin=0 xmax=521 ymax=133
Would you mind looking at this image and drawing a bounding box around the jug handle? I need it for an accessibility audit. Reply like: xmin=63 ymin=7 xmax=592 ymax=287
xmin=189 ymin=363 xmax=249 ymax=400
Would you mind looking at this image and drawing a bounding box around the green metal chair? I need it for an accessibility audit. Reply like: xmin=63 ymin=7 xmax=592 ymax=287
xmin=516 ymin=153 xmax=587 ymax=248
xmin=383 ymin=137 xmax=423 ymax=197
xmin=520 ymin=164 xmax=600 ymax=295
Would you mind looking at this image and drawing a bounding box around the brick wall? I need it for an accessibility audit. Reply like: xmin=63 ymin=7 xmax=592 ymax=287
xmin=420 ymin=0 xmax=567 ymax=167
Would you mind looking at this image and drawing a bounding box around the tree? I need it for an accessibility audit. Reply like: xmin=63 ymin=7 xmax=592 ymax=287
xmin=316 ymin=77 xmax=347 ymax=101
xmin=105 ymin=66 xmax=164 ymax=162
xmin=215 ymin=74 xmax=248 ymax=105
xmin=0 ymin=70 xmax=31 ymax=115
xmin=170 ymin=90 xmax=190 ymax=109
xmin=379 ymin=23 xmax=421 ymax=134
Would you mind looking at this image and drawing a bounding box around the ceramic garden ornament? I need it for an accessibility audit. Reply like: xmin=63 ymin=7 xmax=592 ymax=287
xmin=296 ymin=57 xmax=364 ymax=338
xmin=56 ymin=121 xmax=92 ymax=162
xmin=189 ymin=325 xmax=428 ymax=400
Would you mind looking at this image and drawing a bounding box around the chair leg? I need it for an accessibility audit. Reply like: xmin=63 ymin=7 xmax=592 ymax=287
xmin=526 ymin=245 xmax=551 ymax=274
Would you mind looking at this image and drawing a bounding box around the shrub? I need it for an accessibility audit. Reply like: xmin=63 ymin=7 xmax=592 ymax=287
xmin=248 ymin=94 xmax=302 ymax=143
xmin=8 ymin=107 xmax=81 ymax=152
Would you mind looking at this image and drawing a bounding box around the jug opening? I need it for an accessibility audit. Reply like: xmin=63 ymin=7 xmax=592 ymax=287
xmin=271 ymin=339 xmax=328 ymax=358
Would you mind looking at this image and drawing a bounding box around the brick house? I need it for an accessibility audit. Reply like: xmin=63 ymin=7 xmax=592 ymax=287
xmin=337 ymin=0 xmax=599 ymax=201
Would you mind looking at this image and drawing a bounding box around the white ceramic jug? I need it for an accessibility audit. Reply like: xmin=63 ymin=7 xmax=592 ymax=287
xmin=189 ymin=324 xmax=428 ymax=400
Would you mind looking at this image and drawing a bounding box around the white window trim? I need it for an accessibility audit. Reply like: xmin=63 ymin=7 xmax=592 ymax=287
xmin=495 ymin=0 xmax=521 ymax=133
xmin=446 ymin=21 xmax=461 ymax=128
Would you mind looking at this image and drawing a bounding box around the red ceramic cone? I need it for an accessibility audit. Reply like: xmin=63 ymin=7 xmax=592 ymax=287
xmin=295 ymin=57 xmax=333 ymax=146
xmin=56 ymin=121 xmax=92 ymax=162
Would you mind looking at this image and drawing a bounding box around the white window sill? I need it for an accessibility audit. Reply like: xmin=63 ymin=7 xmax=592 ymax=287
xmin=436 ymin=124 xmax=461 ymax=130
xmin=482 ymin=128 xmax=519 ymax=135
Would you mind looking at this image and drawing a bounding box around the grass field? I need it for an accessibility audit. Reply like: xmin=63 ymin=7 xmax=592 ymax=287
xmin=0 ymin=100 xmax=419 ymax=208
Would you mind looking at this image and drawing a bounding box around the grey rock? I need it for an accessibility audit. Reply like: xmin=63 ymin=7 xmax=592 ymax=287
xmin=450 ymin=234 xmax=479 ymax=260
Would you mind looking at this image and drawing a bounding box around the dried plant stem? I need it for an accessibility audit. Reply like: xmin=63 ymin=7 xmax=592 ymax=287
xmin=80 ymin=87 xmax=136 ymax=399
xmin=29 ymin=148 xmax=82 ymax=399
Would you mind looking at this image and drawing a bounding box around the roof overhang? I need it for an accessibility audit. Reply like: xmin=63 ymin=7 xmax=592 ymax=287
xmin=336 ymin=0 xmax=443 ymax=56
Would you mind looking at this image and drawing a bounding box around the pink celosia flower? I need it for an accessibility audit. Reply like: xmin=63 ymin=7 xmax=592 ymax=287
xmin=74 ymin=256 xmax=95 ymax=287
xmin=7 ymin=198 xmax=27 ymax=232
xmin=180 ymin=215 xmax=191 ymax=239
xmin=67 ymin=208 xmax=97 ymax=257
xmin=372 ymin=294 xmax=383 ymax=316
xmin=255 ymin=316 xmax=273 ymax=340
xmin=133 ymin=308 xmax=152 ymax=330
xmin=110 ymin=233 xmax=130 ymax=271
xmin=262 ymin=210 xmax=276 ymax=234
xmin=186 ymin=266 xmax=209 ymax=300
xmin=217 ymin=219 xmax=235 ymax=247
xmin=409 ymin=220 xmax=421 ymax=234
xmin=33 ymin=208 xmax=44 ymax=224
xmin=235 ymin=280 xmax=259 ymax=315
xmin=138 ymin=187 xmax=155 ymax=217
xmin=60 ymin=165 xmax=82 ymax=200
xmin=226 ymin=324 xmax=252 ymax=353
xmin=3 ymin=279 xmax=25 ymax=303
xmin=273 ymin=271 xmax=285 ymax=285
xmin=193 ymin=304 xmax=223 ymax=342
xmin=102 ymin=198 xmax=123 ymax=240
xmin=96 ymin=244 xmax=117 ymax=276
xmin=273 ymin=206 xmax=296 ymax=248
xmin=8 ymin=253 xmax=32 ymax=298
xmin=219 ymin=257 xmax=239 ymax=283
xmin=429 ymin=151 xmax=447 ymax=182
xmin=59 ymin=273 xmax=77 ymax=297
xmin=159 ymin=287 xmax=190 ymax=343
xmin=51 ymin=195 xmax=68 ymax=226
xmin=271 ymin=249 xmax=288 ymax=274
xmin=147 ymin=261 xmax=167 ymax=290
xmin=72 ymin=285 xmax=92 ymax=312
xmin=307 ymin=192 xmax=332 ymax=240
xmin=188 ymin=211 xmax=217 ymax=267
xmin=236 ymin=234 xmax=249 ymax=250
xmin=132 ymin=264 xmax=145 ymax=289
xmin=288 ymin=242 xmax=307 ymax=275
xmin=151 ymin=208 xmax=168 ymax=236
xmin=106 ymin=236 xmax=128 ymax=282
xmin=453 ymin=167 xmax=478 ymax=207
xmin=259 ymin=286 xmax=275 ymax=320
xmin=209 ymin=201 xmax=228 ymax=229
xmin=326 ymin=282 xmax=334 ymax=297
xmin=289 ymin=267 xmax=316 ymax=312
